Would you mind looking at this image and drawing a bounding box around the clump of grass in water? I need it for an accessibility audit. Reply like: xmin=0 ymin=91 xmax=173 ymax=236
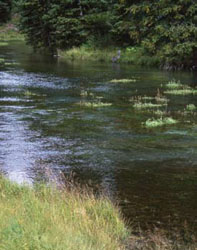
xmin=0 ymin=176 xmax=130 ymax=250
xmin=0 ymin=58 xmax=4 ymax=66
xmin=133 ymin=102 xmax=164 ymax=109
xmin=165 ymin=88 xmax=197 ymax=95
xmin=186 ymin=104 xmax=196 ymax=111
xmin=164 ymin=80 xmax=197 ymax=95
xmin=166 ymin=80 xmax=183 ymax=89
xmin=144 ymin=117 xmax=178 ymax=128
xmin=78 ymin=101 xmax=112 ymax=108
xmin=80 ymin=90 xmax=94 ymax=97
xmin=110 ymin=79 xmax=136 ymax=83
xmin=0 ymin=42 xmax=8 ymax=46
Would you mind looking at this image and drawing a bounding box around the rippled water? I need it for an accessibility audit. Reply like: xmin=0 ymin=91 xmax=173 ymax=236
xmin=0 ymin=41 xmax=197 ymax=231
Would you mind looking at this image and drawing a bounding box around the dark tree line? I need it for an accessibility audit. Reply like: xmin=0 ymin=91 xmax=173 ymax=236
xmin=0 ymin=0 xmax=12 ymax=23
xmin=1 ymin=0 xmax=197 ymax=69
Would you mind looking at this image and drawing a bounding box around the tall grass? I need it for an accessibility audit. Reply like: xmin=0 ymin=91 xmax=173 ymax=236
xmin=0 ymin=177 xmax=129 ymax=250
xmin=58 ymin=46 xmax=159 ymax=65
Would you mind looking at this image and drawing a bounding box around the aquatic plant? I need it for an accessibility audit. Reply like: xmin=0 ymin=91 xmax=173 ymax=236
xmin=110 ymin=79 xmax=136 ymax=83
xmin=166 ymin=80 xmax=183 ymax=89
xmin=153 ymin=110 xmax=167 ymax=116
xmin=0 ymin=42 xmax=8 ymax=46
xmin=4 ymin=62 xmax=20 ymax=66
xmin=133 ymin=102 xmax=164 ymax=109
xmin=164 ymin=88 xmax=197 ymax=95
xmin=144 ymin=117 xmax=178 ymax=128
xmin=0 ymin=58 xmax=4 ymax=65
xmin=78 ymin=101 xmax=112 ymax=108
xmin=80 ymin=90 xmax=94 ymax=97
xmin=186 ymin=104 xmax=196 ymax=111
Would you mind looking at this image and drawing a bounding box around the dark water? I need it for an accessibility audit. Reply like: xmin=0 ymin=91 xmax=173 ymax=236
xmin=0 ymin=41 xmax=197 ymax=232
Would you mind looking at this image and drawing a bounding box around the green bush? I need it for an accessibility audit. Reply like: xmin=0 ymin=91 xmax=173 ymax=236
xmin=114 ymin=0 xmax=197 ymax=69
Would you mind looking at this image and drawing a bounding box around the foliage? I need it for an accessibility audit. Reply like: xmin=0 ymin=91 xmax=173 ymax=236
xmin=14 ymin=0 xmax=197 ymax=68
xmin=18 ymin=0 xmax=56 ymax=54
xmin=145 ymin=117 xmax=178 ymax=128
xmin=19 ymin=0 xmax=113 ymax=53
xmin=114 ymin=0 xmax=197 ymax=68
xmin=0 ymin=0 xmax=12 ymax=23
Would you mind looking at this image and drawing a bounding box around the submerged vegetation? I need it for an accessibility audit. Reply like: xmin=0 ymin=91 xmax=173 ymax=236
xmin=78 ymin=101 xmax=112 ymax=108
xmin=144 ymin=117 xmax=178 ymax=128
xmin=133 ymin=102 xmax=164 ymax=110
xmin=164 ymin=89 xmax=197 ymax=96
xmin=110 ymin=79 xmax=137 ymax=83
xmin=164 ymin=81 xmax=197 ymax=95
xmin=128 ymin=79 xmax=197 ymax=128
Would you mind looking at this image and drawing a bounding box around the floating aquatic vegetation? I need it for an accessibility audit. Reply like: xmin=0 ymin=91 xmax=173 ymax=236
xmin=110 ymin=79 xmax=136 ymax=83
xmin=0 ymin=42 xmax=8 ymax=46
xmin=144 ymin=117 xmax=178 ymax=128
xmin=80 ymin=90 xmax=94 ymax=97
xmin=166 ymin=80 xmax=183 ymax=89
xmin=186 ymin=104 xmax=196 ymax=111
xmin=164 ymin=88 xmax=197 ymax=95
xmin=4 ymin=62 xmax=20 ymax=66
xmin=0 ymin=58 xmax=5 ymax=65
xmin=141 ymin=96 xmax=155 ymax=101
xmin=24 ymin=91 xmax=46 ymax=97
xmin=153 ymin=110 xmax=168 ymax=116
xmin=164 ymin=80 xmax=197 ymax=95
xmin=78 ymin=101 xmax=112 ymax=108
xmin=133 ymin=102 xmax=165 ymax=109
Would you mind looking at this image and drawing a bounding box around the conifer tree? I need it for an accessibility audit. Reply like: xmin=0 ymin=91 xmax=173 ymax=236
xmin=0 ymin=0 xmax=12 ymax=23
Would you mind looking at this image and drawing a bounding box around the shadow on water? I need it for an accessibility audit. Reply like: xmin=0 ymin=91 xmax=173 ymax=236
xmin=0 ymin=41 xmax=197 ymax=233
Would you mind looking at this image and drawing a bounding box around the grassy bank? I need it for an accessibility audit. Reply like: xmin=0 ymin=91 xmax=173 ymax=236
xmin=0 ymin=177 xmax=196 ymax=250
xmin=0 ymin=177 xmax=129 ymax=250
xmin=0 ymin=19 xmax=158 ymax=66
xmin=0 ymin=18 xmax=24 ymax=42
xmin=58 ymin=46 xmax=160 ymax=66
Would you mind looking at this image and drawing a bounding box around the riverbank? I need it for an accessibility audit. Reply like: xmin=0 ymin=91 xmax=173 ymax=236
xmin=0 ymin=21 xmax=159 ymax=66
xmin=58 ymin=46 xmax=160 ymax=66
xmin=0 ymin=20 xmax=24 ymax=42
xmin=0 ymin=177 xmax=196 ymax=250
xmin=0 ymin=177 xmax=129 ymax=250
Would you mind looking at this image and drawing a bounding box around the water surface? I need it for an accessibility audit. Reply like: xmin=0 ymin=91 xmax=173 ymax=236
xmin=0 ymin=41 xmax=197 ymax=232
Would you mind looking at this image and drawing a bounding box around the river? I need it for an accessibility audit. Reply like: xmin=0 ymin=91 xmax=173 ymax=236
xmin=0 ymin=41 xmax=197 ymax=232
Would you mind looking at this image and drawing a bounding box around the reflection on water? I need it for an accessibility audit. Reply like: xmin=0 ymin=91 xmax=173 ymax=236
xmin=0 ymin=41 xmax=197 ymax=232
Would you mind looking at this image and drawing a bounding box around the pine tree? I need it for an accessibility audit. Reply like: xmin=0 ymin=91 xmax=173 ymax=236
xmin=0 ymin=0 xmax=12 ymax=23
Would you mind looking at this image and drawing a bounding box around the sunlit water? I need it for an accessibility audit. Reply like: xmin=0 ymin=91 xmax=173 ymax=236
xmin=0 ymin=41 xmax=197 ymax=231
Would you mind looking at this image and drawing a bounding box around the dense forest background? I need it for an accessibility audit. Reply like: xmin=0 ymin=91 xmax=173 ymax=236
xmin=0 ymin=0 xmax=197 ymax=69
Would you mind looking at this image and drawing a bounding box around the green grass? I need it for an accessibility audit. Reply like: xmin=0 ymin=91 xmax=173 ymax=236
xmin=166 ymin=80 xmax=183 ymax=89
xmin=0 ymin=23 xmax=24 ymax=42
xmin=59 ymin=46 xmax=117 ymax=63
xmin=78 ymin=101 xmax=112 ymax=108
xmin=164 ymin=88 xmax=197 ymax=95
xmin=164 ymin=80 xmax=197 ymax=95
xmin=0 ymin=42 xmax=8 ymax=46
xmin=58 ymin=46 xmax=158 ymax=65
xmin=0 ymin=177 xmax=129 ymax=250
xmin=110 ymin=79 xmax=136 ymax=83
xmin=144 ymin=117 xmax=178 ymax=128
xmin=133 ymin=102 xmax=165 ymax=109
xmin=186 ymin=104 xmax=196 ymax=111
xmin=0 ymin=58 xmax=5 ymax=66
